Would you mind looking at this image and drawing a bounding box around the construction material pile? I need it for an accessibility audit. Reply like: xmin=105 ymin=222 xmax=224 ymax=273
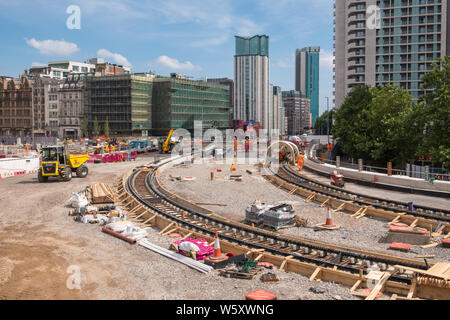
xmin=245 ymin=200 xmax=297 ymax=230
xmin=88 ymin=183 xmax=115 ymax=204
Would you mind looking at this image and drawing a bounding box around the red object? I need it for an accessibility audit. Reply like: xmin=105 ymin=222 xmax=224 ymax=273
xmin=102 ymin=226 xmax=136 ymax=244
xmin=389 ymin=226 xmax=427 ymax=235
xmin=217 ymin=169 xmax=222 ymax=172
xmin=331 ymin=173 xmax=345 ymax=187
xmin=389 ymin=242 xmax=411 ymax=252
xmin=360 ymin=288 xmax=383 ymax=299
xmin=245 ymin=289 xmax=277 ymax=301
xmin=390 ymin=223 xmax=409 ymax=228
xmin=442 ymin=239 xmax=450 ymax=248
xmin=326 ymin=206 xmax=333 ymax=226
xmin=257 ymin=262 xmax=274 ymax=269
xmin=232 ymin=168 xmax=236 ymax=171
xmin=168 ymin=233 xmax=183 ymax=238
xmin=225 ymin=252 xmax=235 ymax=258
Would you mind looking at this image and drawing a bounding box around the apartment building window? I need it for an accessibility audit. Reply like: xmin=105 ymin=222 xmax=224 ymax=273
xmin=72 ymin=66 xmax=79 ymax=72
xmin=81 ymin=67 xmax=88 ymax=72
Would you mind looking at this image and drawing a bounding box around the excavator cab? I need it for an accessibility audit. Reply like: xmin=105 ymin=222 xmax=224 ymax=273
xmin=160 ymin=129 xmax=178 ymax=153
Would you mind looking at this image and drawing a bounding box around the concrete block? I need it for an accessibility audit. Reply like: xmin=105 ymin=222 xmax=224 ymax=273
xmin=384 ymin=231 xmax=430 ymax=245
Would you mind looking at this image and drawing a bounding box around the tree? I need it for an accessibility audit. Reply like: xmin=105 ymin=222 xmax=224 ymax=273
xmin=331 ymin=85 xmax=372 ymax=161
xmin=364 ymin=84 xmax=417 ymax=167
xmin=416 ymin=56 xmax=450 ymax=168
xmin=81 ymin=117 xmax=88 ymax=138
xmin=332 ymin=84 xmax=417 ymax=167
xmin=103 ymin=117 xmax=110 ymax=137
xmin=93 ymin=117 xmax=99 ymax=136
xmin=314 ymin=110 xmax=334 ymax=135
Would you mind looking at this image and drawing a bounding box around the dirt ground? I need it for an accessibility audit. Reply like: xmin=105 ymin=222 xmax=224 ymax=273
xmin=0 ymin=154 xmax=357 ymax=300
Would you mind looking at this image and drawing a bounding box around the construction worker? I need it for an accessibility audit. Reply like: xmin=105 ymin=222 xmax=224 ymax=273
xmin=234 ymin=136 xmax=238 ymax=156
xmin=297 ymin=154 xmax=304 ymax=170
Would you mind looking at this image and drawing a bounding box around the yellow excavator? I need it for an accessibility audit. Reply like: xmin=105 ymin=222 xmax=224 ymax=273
xmin=160 ymin=129 xmax=177 ymax=153
xmin=38 ymin=145 xmax=90 ymax=182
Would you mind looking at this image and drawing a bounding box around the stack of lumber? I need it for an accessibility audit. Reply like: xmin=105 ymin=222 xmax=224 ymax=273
xmin=90 ymin=183 xmax=115 ymax=204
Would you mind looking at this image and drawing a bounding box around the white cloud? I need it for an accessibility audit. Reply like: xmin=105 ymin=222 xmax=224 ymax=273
xmin=320 ymin=50 xmax=334 ymax=71
xmin=97 ymin=49 xmax=132 ymax=67
xmin=26 ymin=38 xmax=79 ymax=56
xmin=154 ymin=55 xmax=201 ymax=71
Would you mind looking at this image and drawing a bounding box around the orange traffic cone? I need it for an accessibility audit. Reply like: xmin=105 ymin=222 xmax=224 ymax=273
xmin=206 ymin=232 xmax=227 ymax=262
xmin=325 ymin=206 xmax=333 ymax=226
xmin=316 ymin=206 xmax=340 ymax=230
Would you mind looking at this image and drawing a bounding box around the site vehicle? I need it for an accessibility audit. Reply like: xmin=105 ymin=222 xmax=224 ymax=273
xmin=160 ymin=129 xmax=178 ymax=153
xmin=330 ymin=172 xmax=345 ymax=187
xmin=38 ymin=145 xmax=90 ymax=182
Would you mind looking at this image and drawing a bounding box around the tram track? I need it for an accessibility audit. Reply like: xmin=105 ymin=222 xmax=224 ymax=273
xmin=121 ymin=157 xmax=435 ymax=287
xmin=278 ymin=165 xmax=450 ymax=224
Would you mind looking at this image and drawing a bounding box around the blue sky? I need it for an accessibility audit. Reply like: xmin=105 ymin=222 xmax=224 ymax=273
xmin=0 ymin=0 xmax=335 ymax=112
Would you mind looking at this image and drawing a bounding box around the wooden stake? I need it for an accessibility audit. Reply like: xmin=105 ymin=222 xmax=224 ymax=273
xmin=309 ymin=267 xmax=322 ymax=281
xmin=320 ymin=198 xmax=330 ymax=207
xmin=365 ymin=272 xmax=391 ymax=300
xmin=142 ymin=215 xmax=156 ymax=225
xmin=332 ymin=203 xmax=345 ymax=213
xmin=407 ymin=277 xmax=417 ymax=300
xmin=159 ymin=222 xmax=176 ymax=235
xmin=279 ymin=255 xmax=293 ymax=272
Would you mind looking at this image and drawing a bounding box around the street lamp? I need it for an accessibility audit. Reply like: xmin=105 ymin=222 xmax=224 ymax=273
xmin=324 ymin=97 xmax=330 ymax=144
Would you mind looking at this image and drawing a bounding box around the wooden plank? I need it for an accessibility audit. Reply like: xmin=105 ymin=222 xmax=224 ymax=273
xmin=421 ymin=242 xmax=440 ymax=249
xmin=351 ymin=207 xmax=363 ymax=218
xmin=332 ymin=203 xmax=345 ymax=213
xmin=279 ymin=255 xmax=293 ymax=272
xmin=162 ymin=227 xmax=179 ymax=236
xmin=407 ymin=277 xmax=417 ymax=299
xmin=142 ymin=215 xmax=156 ymax=225
xmin=366 ymin=272 xmax=391 ymax=300
xmin=158 ymin=222 xmax=175 ymax=235
xmin=133 ymin=212 xmax=147 ymax=221
xmin=182 ymin=232 xmax=193 ymax=240
xmin=254 ymin=253 xmax=265 ymax=261
xmin=309 ymin=267 xmax=322 ymax=281
xmin=390 ymin=294 xmax=398 ymax=300
xmin=410 ymin=219 xmax=419 ymax=228
xmin=394 ymin=264 xmax=450 ymax=280
xmin=415 ymin=255 xmax=435 ymax=259
xmin=319 ymin=198 xmax=330 ymax=207
xmin=356 ymin=207 xmax=368 ymax=219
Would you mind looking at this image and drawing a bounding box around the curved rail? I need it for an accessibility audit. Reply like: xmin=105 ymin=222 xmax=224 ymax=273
xmin=123 ymin=158 xmax=433 ymax=286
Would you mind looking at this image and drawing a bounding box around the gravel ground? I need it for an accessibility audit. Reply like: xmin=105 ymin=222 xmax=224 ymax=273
xmin=161 ymin=162 xmax=450 ymax=263
xmin=0 ymin=153 xmax=358 ymax=300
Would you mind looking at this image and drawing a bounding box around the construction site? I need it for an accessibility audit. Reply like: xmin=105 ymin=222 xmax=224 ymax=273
xmin=0 ymin=135 xmax=449 ymax=301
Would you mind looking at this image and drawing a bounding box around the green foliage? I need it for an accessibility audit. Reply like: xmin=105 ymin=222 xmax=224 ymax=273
xmin=332 ymin=57 xmax=449 ymax=169
xmin=104 ymin=117 xmax=110 ymax=137
xmin=416 ymin=56 xmax=450 ymax=168
xmin=333 ymin=85 xmax=417 ymax=167
xmin=331 ymin=85 xmax=372 ymax=161
xmin=93 ymin=117 xmax=99 ymax=136
xmin=81 ymin=117 xmax=88 ymax=137
xmin=314 ymin=110 xmax=334 ymax=135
